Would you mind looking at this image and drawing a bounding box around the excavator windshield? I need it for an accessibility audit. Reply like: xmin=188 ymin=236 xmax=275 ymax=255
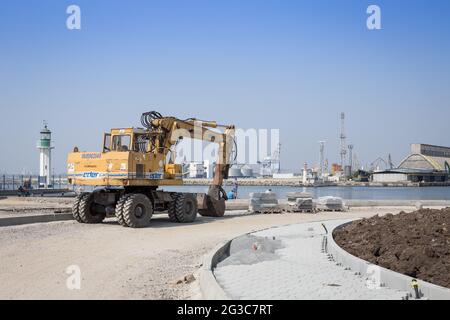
xmin=112 ymin=135 xmax=131 ymax=151
xmin=103 ymin=133 xmax=111 ymax=152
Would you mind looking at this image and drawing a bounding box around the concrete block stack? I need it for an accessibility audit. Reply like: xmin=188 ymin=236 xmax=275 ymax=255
xmin=284 ymin=192 xmax=315 ymax=213
xmin=315 ymin=196 xmax=344 ymax=211
xmin=248 ymin=191 xmax=281 ymax=213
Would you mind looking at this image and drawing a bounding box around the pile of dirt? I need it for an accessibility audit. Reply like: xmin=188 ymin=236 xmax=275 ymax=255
xmin=334 ymin=208 xmax=450 ymax=288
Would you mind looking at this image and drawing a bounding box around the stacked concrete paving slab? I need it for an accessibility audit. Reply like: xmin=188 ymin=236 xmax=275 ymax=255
xmin=316 ymin=196 xmax=345 ymax=212
xmin=248 ymin=191 xmax=281 ymax=214
xmin=283 ymin=192 xmax=315 ymax=213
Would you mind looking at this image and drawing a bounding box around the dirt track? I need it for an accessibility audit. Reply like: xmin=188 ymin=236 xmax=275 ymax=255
xmin=0 ymin=204 xmax=422 ymax=300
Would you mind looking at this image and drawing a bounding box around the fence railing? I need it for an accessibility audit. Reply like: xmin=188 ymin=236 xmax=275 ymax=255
xmin=0 ymin=175 xmax=71 ymax=191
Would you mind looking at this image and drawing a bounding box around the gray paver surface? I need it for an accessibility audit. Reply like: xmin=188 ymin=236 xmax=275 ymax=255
xmin=214 ymin=220 xmax=409 ymax=300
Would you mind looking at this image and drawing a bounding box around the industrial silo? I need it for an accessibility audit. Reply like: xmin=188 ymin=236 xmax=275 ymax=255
xmin=228 ymin=165 xmax=243 ymax=178
xmin=241 ymin=165 xmax=254 ymax=178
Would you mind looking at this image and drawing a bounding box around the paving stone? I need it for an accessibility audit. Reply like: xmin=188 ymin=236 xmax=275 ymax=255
xmin=214 ymin=220 xmax=408 ymax=300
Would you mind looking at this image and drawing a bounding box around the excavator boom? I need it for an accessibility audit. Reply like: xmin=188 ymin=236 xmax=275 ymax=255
xmin=143 ymin=112 xmax=235 ymax=216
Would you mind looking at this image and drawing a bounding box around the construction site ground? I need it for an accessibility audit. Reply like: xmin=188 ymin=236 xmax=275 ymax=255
xmin=214 ymin=220 xmax=410 ymax=299
xmin=0 ymin=196 xmax=442 ymax=300
xmin=0 ymin=196 xmax=73 ymax=216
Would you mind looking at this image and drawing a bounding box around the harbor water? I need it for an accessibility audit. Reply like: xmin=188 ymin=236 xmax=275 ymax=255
xmin=162 ymin=185 xmax=450 ymax=200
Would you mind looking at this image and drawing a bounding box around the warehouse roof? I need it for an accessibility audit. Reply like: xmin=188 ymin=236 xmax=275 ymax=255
xmin=398 ymin=153 xmax=450 ymax=171
xmin=372 ymin=168 xmax=436 ymax=175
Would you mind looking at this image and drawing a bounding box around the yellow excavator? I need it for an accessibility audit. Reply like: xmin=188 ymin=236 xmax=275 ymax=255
xmin=67 ymin=111 xmax=235 ymax=228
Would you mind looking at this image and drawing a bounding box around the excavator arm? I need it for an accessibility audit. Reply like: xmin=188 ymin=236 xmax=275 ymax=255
xmin=142 ymin=112 xmax=235 ymax=217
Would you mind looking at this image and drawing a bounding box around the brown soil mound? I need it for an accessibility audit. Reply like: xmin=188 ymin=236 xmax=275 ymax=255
xmin=333 ymin=208 xmax=450 ymax=288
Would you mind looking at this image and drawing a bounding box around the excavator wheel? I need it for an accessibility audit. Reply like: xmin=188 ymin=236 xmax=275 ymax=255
xmin=173 ymin=193 xmax=198 ymax=223
xmin=122 ymin=193 xmax=153 ymax=228
xmin=78 ymin=193 xmax=106 ymax=224
xmin=168 ymin=193 xmax=180 ymax=222
xmin=115 ymin=194 xmax=131 ymax=226
xmin=72 ymin=193 xmax=87 ymax=223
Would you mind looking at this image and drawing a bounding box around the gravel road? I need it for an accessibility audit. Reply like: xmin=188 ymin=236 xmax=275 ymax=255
xmin=0 ymin=206 xmax=417 ymax=300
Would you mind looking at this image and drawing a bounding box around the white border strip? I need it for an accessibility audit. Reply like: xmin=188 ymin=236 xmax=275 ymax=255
xmin=199 ymin=240 xmax=232 ymax=300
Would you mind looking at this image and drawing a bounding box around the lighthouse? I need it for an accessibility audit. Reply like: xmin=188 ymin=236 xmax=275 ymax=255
xmin=302 ymin=162 xmax=308 ymax=185
xmin=37 ymin=122 xmax=54 ymax=188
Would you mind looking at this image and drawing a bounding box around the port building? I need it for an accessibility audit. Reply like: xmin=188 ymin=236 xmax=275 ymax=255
xmin=372 ymin=144 xmax=450 ymax=183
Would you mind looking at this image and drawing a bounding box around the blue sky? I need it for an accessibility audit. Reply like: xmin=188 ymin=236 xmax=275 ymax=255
xmin=1 ymin=0 xmax=450 ymax=174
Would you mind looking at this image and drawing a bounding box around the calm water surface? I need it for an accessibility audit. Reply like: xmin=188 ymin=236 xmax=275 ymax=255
xmin=162 ymin=185 xmax=450 ymax=200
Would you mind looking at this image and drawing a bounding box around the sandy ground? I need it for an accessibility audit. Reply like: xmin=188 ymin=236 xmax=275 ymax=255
xmin=0 ymin=196 xmax=73 ymax=207
xmin=0 ymin=197 xmax=422 ymax=300
xmin=0 ymin=196 xmax=247 ymax=217
xmin=0 ymin=197 xmax=73 ymax=216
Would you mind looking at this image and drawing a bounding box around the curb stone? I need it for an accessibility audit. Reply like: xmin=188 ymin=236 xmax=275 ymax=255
xmin=199 ymin=241 xmax=232 ymax=300
xmin=0 ymin=213 xmax=74 ymax=227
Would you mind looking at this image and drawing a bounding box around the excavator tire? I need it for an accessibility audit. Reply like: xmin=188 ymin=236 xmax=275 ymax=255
xmin=173 ymin=193 xmax=198 ymax=223
xmin=168 ymin=193 xmax=180 ymax=222
xmin=78 ymin=193 xmax=106 ymax=224
xmin=72 ymin=193 xmax=87 ymax=223
xmin=115 ymin=194 xmax=131 ymax=227
xmin=122 ymin=193 xmax=153 ymax=228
